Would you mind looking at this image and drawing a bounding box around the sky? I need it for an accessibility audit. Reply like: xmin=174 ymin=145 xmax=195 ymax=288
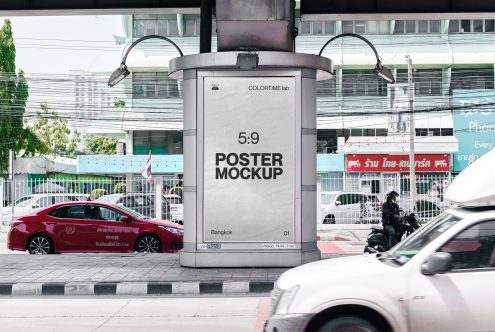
xmin=0 ymin=16 xmax=129 ymax=135
xmin=1 ymin=15 xmax=125 ymax=74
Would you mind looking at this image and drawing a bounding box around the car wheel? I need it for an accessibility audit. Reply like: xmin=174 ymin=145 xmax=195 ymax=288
xmin=136 ymin=234 xmax=162 ymax=253
xmin=27 ymin=234 xmax=53 ymax=255
xmin=323 ymin=215 xmax=336 ymax=224
xmin=317 ymin=316 xmax=379 ymax=332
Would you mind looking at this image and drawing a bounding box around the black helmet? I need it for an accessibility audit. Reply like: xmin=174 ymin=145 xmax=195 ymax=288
xmin=386 ymin=190 xmax=399 ymax=200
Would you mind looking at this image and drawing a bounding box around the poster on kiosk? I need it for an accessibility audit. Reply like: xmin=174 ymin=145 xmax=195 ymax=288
xmin=203 ymin=76 xmax=296 ymax=245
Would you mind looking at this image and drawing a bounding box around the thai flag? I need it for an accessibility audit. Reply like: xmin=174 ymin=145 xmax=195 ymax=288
xmin=141 ymin=153 xmax=153 ymax=183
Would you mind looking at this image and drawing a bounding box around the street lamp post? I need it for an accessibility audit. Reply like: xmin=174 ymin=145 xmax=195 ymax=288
xmin=405 ymin=55 xmax=416 ymax=212
xmin=319 ymin=33 xmax=395 ymax=84
xmin=107 ymin=35 xmax=184 ymax=87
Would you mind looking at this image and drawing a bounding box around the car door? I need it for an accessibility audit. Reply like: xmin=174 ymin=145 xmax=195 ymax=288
xmin=88 ymin=204 xmax=139 ymax=252
xmin=408 ymin=220 xmax=495 ymax=332
xmin=46 ymin=204 xmax=93 ymax=252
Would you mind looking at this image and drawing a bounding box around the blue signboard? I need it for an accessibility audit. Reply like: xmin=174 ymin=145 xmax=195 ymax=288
xmin=453 ymin=89 xmax=495 ymax=172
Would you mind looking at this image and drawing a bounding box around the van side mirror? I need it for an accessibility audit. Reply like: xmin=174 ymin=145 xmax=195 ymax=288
xmin=32 ymin=204 xmax=40 ymax=209
xmin=421 ymin=252 xmax=453 ymax=276
xmin=335 ymin=201 xmax=342 ymax=206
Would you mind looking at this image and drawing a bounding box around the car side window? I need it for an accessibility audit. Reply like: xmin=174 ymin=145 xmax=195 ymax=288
xmin=440 ymin=220 xmax=495 ymax=270
xmin=122 ymin=196 xmax=134 ymax=206
xmin=53 ymin=196 xmax=71 ymax=204
xmin=38 ymin=197 xmax=53 ymax=208
xmin=49 ymin=205 xmax=86 ymax=219
xmin=338 ymin=194 xmax=348 ymax=205
xmin=88 ymin=205 xmax=122 ymax=222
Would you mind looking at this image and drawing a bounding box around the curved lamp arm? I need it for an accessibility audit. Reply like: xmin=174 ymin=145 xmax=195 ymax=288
xmin=319 ymin=33 xmax=395 ymax=84
xmin=108 ymin=35 xmax=184 ymax=87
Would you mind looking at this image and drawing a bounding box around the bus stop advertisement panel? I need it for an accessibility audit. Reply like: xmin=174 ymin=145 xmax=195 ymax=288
xmin=170 ymin=52 xmax=332 ymax=267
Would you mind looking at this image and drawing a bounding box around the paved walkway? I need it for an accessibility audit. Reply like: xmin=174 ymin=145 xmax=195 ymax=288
xmin=0 ymin=252 xmax=355 ymax=296
xmin=0 ymin=230 xmax=365 ymax=296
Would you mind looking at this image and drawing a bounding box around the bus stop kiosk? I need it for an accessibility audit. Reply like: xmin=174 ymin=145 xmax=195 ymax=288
xmin=169 ymin=52 xmax=332 ymax=267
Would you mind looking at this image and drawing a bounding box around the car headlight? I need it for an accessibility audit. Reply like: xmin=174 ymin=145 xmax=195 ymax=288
xmin=274 ymin=285 xmax=299 ymax=315
xmin=159 ymin=226 xmax=183 ymax=235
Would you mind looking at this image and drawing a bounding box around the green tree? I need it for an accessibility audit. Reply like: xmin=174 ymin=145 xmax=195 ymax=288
xmin=0 ymin=19 xmax=44 ymax=172
xmin=84 ymin=135 xmax=118 ymax=155
xmin=31 ymin=103 xmax=80 ymax=157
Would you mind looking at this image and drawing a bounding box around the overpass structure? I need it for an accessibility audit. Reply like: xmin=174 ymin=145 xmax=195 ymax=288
xmin=1 ymin=0 xmax=495 ymax=17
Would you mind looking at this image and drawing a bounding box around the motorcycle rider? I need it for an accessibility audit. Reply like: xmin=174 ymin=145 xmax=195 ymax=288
xmin=382 ymin=190 xmax=401 ymax=250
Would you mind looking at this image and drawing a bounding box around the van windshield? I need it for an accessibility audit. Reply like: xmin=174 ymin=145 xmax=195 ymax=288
xmin=385 ymin=212 xmax=460 ymax=265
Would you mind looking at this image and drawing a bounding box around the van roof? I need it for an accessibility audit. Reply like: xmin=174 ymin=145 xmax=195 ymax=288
xmin=446 ymin=149 xmax=495 ymax=208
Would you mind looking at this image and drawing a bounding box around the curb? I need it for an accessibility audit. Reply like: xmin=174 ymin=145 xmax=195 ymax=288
xmin=0 ymin=281 xmax=275 ymax=296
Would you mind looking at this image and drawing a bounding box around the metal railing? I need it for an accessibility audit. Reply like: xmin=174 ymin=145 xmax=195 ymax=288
xmin=1 ymin=174 xmax=453 ymax=226
xmin=319 ymin=173 xmax=454 ymax=224
xmin=1 ymin=177 xmax=183 ymax=226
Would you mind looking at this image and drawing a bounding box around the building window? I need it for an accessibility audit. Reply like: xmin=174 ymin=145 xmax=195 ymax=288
xmin=450 ymin=68 xmax=494 ymax=91
xmin=317 ymin=79 xmax=337 ymax=97
xmin=396 ymin=69 xmax=442 ymax=96
xmin=416 ymin=128 xmax=453 ymax=136
xmin=295 ymin=18 xmax=335 ymax=35
xmin=394 ymin=20 xmax=440 ymax=34
xmin=342 ymin=20 xmax=367 ymax=34
xmin=133 ymin=131 xmax=183 ymax=155
xmin=133 ymin=17 xmax=180 ymax=37
xmin=449 ymin=19 xmax=495 ymax=33
xmin=342 ymin=70 xmax=388 ymax=97
xmin=132 ymin=73 xmax=179 ymax=99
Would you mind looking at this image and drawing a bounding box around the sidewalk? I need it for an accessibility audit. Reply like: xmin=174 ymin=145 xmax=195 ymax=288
xmin=0 ymin=252 xmax=354 ymax=296
xmin=0 ymin=227 xmax=365 ymax=296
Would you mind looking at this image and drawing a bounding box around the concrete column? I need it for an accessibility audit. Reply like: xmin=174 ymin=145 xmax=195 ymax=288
xmin=125 ymin=173 xmax=133 ymax=193
xmin=0 ymin=178 xmax=3 ymax=227
xmin=154 ymin=177 xmax=163 ymax=219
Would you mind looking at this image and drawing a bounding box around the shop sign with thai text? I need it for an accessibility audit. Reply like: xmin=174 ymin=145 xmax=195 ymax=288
xmin=346 ymin=154 xmax=449 ymax=172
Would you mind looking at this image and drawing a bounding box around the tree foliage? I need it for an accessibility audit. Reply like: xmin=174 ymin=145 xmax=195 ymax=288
xmin=31 ymin=103 xmax=80 ymax=157
xmin=0 ymin=19 xmax=44 ymax=173
xmin=85 ymin=135 xmax=118 ymax=155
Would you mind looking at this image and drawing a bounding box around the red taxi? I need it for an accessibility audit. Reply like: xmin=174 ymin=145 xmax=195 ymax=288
xmin=7 ymin=201 xmax=183 ymax=254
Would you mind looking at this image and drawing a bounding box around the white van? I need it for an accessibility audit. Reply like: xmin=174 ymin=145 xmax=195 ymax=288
xmin=265 ymin=149 xmax=495 ymax=332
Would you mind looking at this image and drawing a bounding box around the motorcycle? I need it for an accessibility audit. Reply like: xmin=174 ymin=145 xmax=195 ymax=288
xmin=364 ymin=213 xmax=421 ymax=253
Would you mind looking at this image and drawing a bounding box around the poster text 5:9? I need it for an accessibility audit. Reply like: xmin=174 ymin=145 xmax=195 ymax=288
xmin=238 ymin=132 xmax=259 ymax=144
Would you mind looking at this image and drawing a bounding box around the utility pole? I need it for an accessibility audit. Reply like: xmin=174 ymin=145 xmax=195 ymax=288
xmin=405 ymin=55 xmax=416 ymax=212
xmin=9 ymin=149 xmax=14 ymax=222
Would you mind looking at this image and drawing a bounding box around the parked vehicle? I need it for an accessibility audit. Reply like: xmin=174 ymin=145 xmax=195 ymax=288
xmin=97 ymin=193 xmax=183 ymax=223
xmin=364 ymin=213 xmax=421 ymax=253
xmin=7 ymin=201 xmax=183 ymax=254
xmin=321 ymin=191 xmax=379 ymax=224
xmin=265 ymin=149 xmax=495 ymax=332
xmin=2 ymin=193 xmax=89 ymax=224
xmin=399 ymin=197 xmax=443 ymax=223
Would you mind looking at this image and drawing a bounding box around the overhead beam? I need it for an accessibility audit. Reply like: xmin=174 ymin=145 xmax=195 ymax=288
xmin=0 ymin=0 xmax=200 ymax=16
xmin=301 ymin=0 xmax=495 ymax=19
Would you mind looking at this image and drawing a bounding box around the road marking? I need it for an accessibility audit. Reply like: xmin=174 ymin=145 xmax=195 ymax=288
xmin=253 ymin=297 xmax=270 ymax=332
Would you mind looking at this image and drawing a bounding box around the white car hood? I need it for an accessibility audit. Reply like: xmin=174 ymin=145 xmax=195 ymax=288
xmin=276 ymin=254 xmax=395 ymax=289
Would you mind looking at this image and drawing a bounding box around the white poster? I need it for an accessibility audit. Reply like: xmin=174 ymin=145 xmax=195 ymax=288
xmin=203 ymin=76 xmax=295 ymax=242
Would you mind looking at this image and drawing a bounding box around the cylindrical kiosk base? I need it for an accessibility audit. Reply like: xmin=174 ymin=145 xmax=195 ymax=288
xmin=169 ymin=52 xmax=333 ymax=267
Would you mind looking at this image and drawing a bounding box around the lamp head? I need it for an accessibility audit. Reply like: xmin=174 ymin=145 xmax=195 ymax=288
xmin=108 ymin=63 xmax=130 ymax=87
xmin=373 ymin=62 xmax=395 ymax=84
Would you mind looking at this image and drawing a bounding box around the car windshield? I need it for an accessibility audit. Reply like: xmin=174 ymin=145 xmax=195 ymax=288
xmin=384 ymin=212 xmax=461 ymax=265
xmin=321 ymin=194 xmax=336 ymax=205
xmin=115 ymin=204 xmax=148 ymax=219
